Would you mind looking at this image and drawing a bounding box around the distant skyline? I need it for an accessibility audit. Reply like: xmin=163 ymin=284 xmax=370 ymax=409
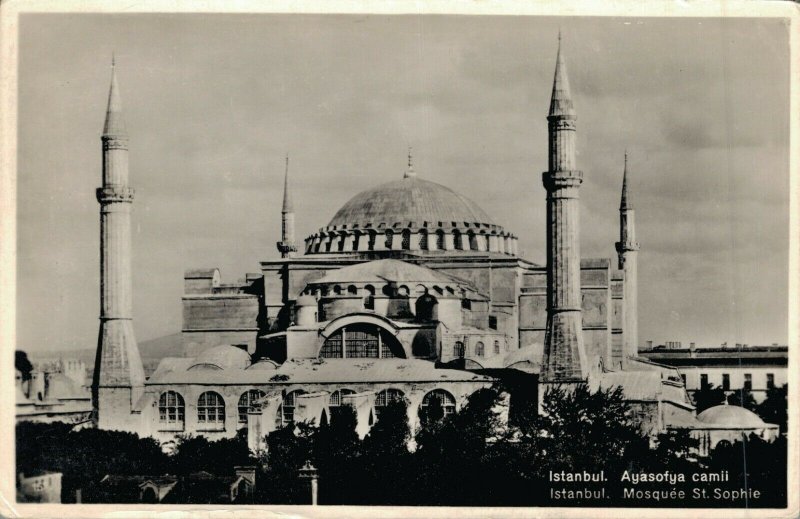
xmin=16 ymin=14 xmax=790 ymax=352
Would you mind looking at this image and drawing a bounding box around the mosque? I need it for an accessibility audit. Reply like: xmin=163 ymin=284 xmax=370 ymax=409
xmin=90 ymin=39 xmax=778 ymax=454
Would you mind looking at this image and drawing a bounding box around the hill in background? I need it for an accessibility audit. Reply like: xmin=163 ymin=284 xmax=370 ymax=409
xmin=26 ymin=332 xmax=183 ymax=378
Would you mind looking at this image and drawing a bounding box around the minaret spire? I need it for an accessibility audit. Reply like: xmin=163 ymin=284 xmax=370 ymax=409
xmin=549 ymin=30 xmax=575 ymax=119
xmin=93 ymin=58 xmax=145 ymax=429
xmin=541 ymin=33 xmax=588 ymax=382
xmin=620 ymin=150 xmax=631 ymax=210
xmin=616 ymin=151 xmax=640 ymax=361
xmin=103 ymin=56 xmax=126 ymax=137
xmin=404 ymin=146 xmax=417 ymax=179
xmin=277 ymin=154 xmax=297 ymax=258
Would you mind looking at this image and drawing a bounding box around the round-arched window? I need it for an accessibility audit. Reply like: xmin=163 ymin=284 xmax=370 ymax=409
xmin=329 ymin=388 xmax=356 ymax=407
xmin=436 ymin=230 xmax=446 ymax=250
xmin=158 ymin=391 xmax=185 ymax=427
xmin=453 ymin=230 xmax=463 ymax=250
xmin=475 ymin=341 xmax=485 ymax=357
xmin=401 ymin=229 xmax=411 ymax=249
xmin=453 ymin=341 xmax=465 ymax=358
xmin=277 ymin=390 xmax=305 ymax=427
xmin=420 ymin=389 xmax=456 ymax=424
xmin=419 ymin=229 xmax=428 ymax=250
xmin=494 ymin=340 xmax=500 ymax=355
xmin=374 ymin=388 xmax=405 ymax=420
xmin=385 ymin=230 xmax=394 ymax=249
xmin=238 ymin=389 xmax=266 ymax=425
xmin=197 ymin=391 xmax=225 ymax=428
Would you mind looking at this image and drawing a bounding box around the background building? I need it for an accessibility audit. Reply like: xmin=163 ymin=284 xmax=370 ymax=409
xmin=640 ymin=343 xmax=788 ymax=403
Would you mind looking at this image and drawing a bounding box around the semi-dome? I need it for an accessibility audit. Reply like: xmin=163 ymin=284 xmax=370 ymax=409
xmin=697 ymin=404 xmax=768 ymax=428
xmin=304 ymin=174 xmax=518 ymax=256
xmin=190 ymin=345 xmax=252 ymax=371
xmin=329 ymin=177 xmax=495 ymax=229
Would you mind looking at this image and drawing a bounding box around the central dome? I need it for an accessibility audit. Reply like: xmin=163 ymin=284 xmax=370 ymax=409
xmin=329 ymin=177 xmax=495 ymax=229
xmin=303 ymin=171 xmax=517 ymax=257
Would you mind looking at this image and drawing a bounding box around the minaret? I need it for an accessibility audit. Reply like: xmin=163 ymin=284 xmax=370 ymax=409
xmin=92 ymin=57 xmax=145 ymax=430
xmin=541 ymin=34 xmax=588 ymax=381
xmin=615 ymin=151 xmax=640 ymax=359
xmin=276 ymin=155 xmax=297 ymax=258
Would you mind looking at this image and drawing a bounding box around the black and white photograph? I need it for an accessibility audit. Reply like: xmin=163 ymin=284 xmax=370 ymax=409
xmin=2 ymin=2 xmax=797 ymax=516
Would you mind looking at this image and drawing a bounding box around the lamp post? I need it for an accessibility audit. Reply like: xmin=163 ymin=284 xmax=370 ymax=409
xmin=298 ymin=461 xmax=319 ymax=505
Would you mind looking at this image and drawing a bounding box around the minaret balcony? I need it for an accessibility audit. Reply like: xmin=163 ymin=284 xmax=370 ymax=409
xmin=96 ymin=186 xmax=135 ymax=203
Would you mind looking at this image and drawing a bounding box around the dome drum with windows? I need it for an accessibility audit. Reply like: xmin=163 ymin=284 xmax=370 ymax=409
xmin=304 ymin=170 xmax=519 ymax=256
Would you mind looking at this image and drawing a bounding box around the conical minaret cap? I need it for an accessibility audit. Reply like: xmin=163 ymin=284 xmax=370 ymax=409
xmin=282 ymin=154 xmax=293 ymax=213
xmin=103 ymin=57 xmax=127 ymax=137
xmin=620 ymin=151 xmax=632 ymax=210
xmin=548 ymin=33 xmax=576 ymax=118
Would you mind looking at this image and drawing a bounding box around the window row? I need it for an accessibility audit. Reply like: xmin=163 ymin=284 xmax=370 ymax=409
xmin=697 ymin=372 xmax=777 ymax=391
xmin=306 ymin=228 xmax=518 ymax=255
xmin=276 ymin=388 xmax=456 ymax=428
xmin=158 ymin=389 xmax=266 ymax=428
xmin=452 ymin=339 xmax=506 ymax=358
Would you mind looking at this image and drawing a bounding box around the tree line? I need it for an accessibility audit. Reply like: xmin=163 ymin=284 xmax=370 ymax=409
xmin=17 ymin=384 xmax=787 ymax=507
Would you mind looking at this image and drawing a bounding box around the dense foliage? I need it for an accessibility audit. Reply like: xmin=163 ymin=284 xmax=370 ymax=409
xmin=17 ymin=383 xmax=787 ymax=507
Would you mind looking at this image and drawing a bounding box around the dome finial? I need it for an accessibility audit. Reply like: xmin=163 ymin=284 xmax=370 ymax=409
xmin=404 ymin=145 xmax=416 ymax=179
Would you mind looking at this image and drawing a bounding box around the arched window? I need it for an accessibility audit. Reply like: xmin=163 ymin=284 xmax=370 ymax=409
xmin=238 ymin=389 xmax=266 ymax=425
xmin=374 ymin=388 xmax=405 ymax=420
xmin=419 ymin=229 xmax=429 ymax=250
xmin=347 ymin=284 xmax=358 ymax=295
xmin=453 ymin=230 xmax=463 ymax=250
xmin=277 ymin=390 xmax=305 ymax=427
xmin=325 ymin=235 xmax=334 ymax=252
xmin=436 ymin=230 xmax=446 ymax=250
xmin=329 ymin=388 xmax=356 ymax=421
xmin=475 ymin=341 xmax=485 ymax=357
xmin=453 ymin=341 xmax=465 ymax=358
xmin=363 ymin=285 xmax=375 ymax=310
xmin=385 ymin=230 xmax=394 ymax=249
xmin=352 ymin=233 xmax=360 ymax=251
xmin=494 ymin=340 xmax=500 ymax=355
xmin=320 ymin=324 xmax=405 ymax=359
xmin=329 ymin=388 xmax=356 ymax=407
xmin=337 ymin=234 xmax=345 ymax=252
xmin=368 ymin=231 xmax=377 ymax=251
xmin=158 ymin=391 xmax=185 ymax=427
xmin=420 ymin=389 xmax=456 ymax=424
xmin=197 ymin=391 xmax=225 ymax=428
xmin=333 ymin=285 xmax=343 ymax=295
xmin=468 ymin=232 xmax=478 ymax=251
xmin=401 ymin=229 xmax=411 ymax=249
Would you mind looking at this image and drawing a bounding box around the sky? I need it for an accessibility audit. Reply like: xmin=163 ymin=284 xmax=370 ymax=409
xmin=16 ymin=14 xmax=790 ymax=352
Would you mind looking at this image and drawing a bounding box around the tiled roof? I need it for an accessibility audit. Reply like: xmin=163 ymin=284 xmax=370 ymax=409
xmin=328 ymin=177 xmax=495 ymax=229
xmin=307 ymin=259 xmax=469 ymax=287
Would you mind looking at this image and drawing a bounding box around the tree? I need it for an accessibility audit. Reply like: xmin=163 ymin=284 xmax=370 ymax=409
xmin=727 ymin=387 xmax=758 ymax=411
xmin=313 ymin=405 xmax=361 ymax=504
xmin=360 ymin=399 xmax=413 ymax=504
xmin=692 ymin=383 xmax=726 ymax=413
xmin=15 ymin=350 xmax=33 ymax=382
xmin=257 ymin=422 xmax=316 ymax=504
xmin=172 ymin=428 xmax=255 ymax=475
xmin=16 ymin=422 xmax=170 ymax=503
xmin=756 ymin=384 xmax=788 ymax=434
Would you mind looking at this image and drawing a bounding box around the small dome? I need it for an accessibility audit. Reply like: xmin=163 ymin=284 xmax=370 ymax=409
xmin=190 ymin=345 xmax=252 ymax=371
xmin=328 ymin=177 xmax=496 ymax=229
xmin=296 ymin=295 xmax=318 ymax=307
xmin=246 ymin=359 xmax=280 ymax=371
xmin=697 ymin=404 xmax=767 ymax=428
